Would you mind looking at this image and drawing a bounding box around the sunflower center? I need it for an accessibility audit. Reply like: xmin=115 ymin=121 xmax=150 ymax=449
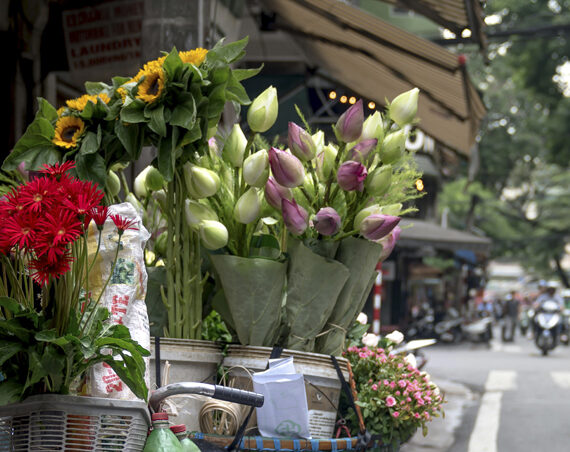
xmin=148 ymin=76 xmax=160 ymax=95
xmin=62 ymin=126 xmax=80 ymax=142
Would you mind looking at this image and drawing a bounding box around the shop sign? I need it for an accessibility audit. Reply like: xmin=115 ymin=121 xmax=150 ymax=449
xmin=63 ymin=0 xmax=143 ymax=72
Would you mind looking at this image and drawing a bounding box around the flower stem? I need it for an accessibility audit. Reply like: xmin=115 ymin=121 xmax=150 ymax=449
xmin=324 ymin=142 xmax=346 ymax=204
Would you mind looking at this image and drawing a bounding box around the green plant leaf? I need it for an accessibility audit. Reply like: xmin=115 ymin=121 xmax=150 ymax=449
xmin=0 ymin=381 xmax=23 ymax=406
xmin=75 ymin=152 xmax=107 ymax=186
xmin=148 ymin=104 xmax=167 ymax=137
xmin=170 ymin=93 xmax=196 ymax=130
xmin=249 ymin=234 xmax=281 ymax=259
xmin=120 ymin=99 xmax=146 ymax=123
xmin=85 ymin=81 xmax=112 ymax=95
xmin=114 ymin=121 xmax=144 ymax=160
xmin=157 ymin=136 xmax=174 ymax=182
xmin=0 ymin=297 xmax=22 ymax=314
xmin=225 ymin=71 xmax=251 ymax=105
xmin=207 ymin=84 xmax=228 ymax=118
xmin=79 ymin=131 xmax=99 ymax=155
xmin=2 ymin=118 xmax=58 ymax=171
xmin=37 ymin=97 xmax=58 ymax=122
xmin=0 ymin=340 xmax=24 ymax=366
xmin=233 ymin=66 xmax=263 ymax=81
xmin=163 ymin=47 xmax=183 ymax=81
xmin=112 ymin=76 xmax=131 ymax=90
xmin=0 ymin=319 xmax=32 ymax=342
xmin=208 ymin=36 xmax=249 ymax=64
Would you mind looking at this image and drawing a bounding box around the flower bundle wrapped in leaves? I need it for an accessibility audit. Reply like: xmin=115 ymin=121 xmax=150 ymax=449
xmin=344 ymin=341 xmax=444 ymax=447
xmin=194 ymin=87 xmax=423 ymax=353
xmin=0 ymin=163 xmax=149 ymax=404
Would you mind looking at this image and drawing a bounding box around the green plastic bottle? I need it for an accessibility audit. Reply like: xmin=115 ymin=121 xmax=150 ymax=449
xmin=170 ymin=424 xmax=201 ymax=452
xmin=143 ymin=412 xmax=183 ymax=452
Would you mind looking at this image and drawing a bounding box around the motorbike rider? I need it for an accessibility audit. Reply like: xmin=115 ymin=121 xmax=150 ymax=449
xmin=533 ymin=281 xmax=563 ymax=337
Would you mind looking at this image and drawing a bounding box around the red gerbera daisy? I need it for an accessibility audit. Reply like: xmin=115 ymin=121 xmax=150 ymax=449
xmin=3 ymin=212 xmax=39 ymax=249
xmin=110 ymin=214 xmax=138 ymax=234
xmin=0 ymin=189 xmax=25 ymax=216
xmin=17 ymin=176 xmax=55 ymax=213
xmin=29 ymin=250 xmax=74 ymax=286
xmin=64 ymin=180 xmax=104 ymax=215
xmin=37 ymin=208 xmax=83 ymax=247
xmin=88 ymin=205 xmax=109 ymax=230
xmin=39 ymin=161 xmax=75 ymax=177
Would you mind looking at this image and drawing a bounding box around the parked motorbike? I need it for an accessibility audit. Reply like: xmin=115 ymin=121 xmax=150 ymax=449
xmin=394 ymin=338 xmax=437 ymax=370
xmin=434 ymin=308 xmax=463 ymax=343
xmin=406 ymin=308 xmax=435 ymax=340
xmin=463 ymin=311 xmax=493 ymax=344
xmin=534 ymin=300 xmax=562 ymax=355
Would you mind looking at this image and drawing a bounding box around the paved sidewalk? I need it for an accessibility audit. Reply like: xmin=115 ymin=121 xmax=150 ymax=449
xmin=400 ymin=377 xmax=475 ymax=452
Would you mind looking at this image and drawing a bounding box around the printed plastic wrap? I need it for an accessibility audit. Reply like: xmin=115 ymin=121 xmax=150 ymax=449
xmin=87 ymin=202 xmax=151 ymax=400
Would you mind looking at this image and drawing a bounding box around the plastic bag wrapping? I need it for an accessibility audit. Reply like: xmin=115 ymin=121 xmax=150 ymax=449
xmin=87 ymin=202 xmax=151 ymax=400
xmin=252 ymin=357 xmax=311 ymax=439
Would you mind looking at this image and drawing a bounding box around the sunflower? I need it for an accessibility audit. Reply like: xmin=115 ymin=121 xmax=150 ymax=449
xmin=57 ymin=106 xmax=67 ymax=116
xmin=179 ymin=48 xmax=208 ymax=66
xmin=53 ymin=116 xmax=85 ymax=148
xmin=66 ymin=93 xmax=111 ymax=111
xmin=136 ymin=68 xmax=165 ymax=104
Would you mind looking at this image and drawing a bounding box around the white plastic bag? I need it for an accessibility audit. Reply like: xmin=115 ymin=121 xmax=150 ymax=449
xmin=252 ymin=357 xmax=311 ymax=439
xmin=87 ymin=202 xmax=151 ymax=401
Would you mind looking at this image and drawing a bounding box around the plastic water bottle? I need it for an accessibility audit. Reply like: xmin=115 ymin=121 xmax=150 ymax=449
xmin=170 ymin=424 xmax=201 ymax=452
xmin=143 ymin=412 xmax=183 ymax=452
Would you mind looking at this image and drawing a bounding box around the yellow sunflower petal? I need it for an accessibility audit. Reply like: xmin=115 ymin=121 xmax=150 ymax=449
xmin=53 ymin=116 xmax=85 ymax=148
xmin=179 ymin=48 xmax=208 ymax=66
xmin=136 ymin=68 xmax=165 ymax=104
xmin=66 ymin=93 xmax=110 ymax=111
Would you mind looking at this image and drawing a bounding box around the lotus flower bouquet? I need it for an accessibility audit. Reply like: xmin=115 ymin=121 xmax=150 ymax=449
xmin=194 ymin=87 xmax=423 ymax=354
xmin=0 ymin=162 xmax=149 ymax=404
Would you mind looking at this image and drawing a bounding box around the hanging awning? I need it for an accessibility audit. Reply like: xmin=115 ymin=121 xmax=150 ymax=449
xmin=398 ymin=219 xmax=492 ymax=253
xmin=380 ymin=0 xmax=487 ymax=49
xmin=261 ymin=0 xmax=486 ymax=157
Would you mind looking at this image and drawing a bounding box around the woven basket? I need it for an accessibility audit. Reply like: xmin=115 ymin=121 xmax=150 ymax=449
xmin=189 ymin=432 xmax=400 ymax=452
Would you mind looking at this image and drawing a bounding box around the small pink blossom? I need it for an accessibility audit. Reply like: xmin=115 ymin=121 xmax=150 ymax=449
xmin=372 ymin=384 xmax=378 ymax=391
xmin=386 ymin=396 xmax=396 ymax=407
xmin=407 ymin=397 xmax=412 ymax=402
xmin=414 ymin=413 xmax=420 ymax=419
xmin=392 ymin=411 xmax=400 ymax=418
xmin=398 ymin=363 xmax=404 ymax=368
xmin=398 ymin=380 xmax=407 ymax=388
xmin=384 ymin=379 xmax=389 ymax=386
xmin=390 ymin=382 xmax=396 ymax=389
xmin=396 ymin=391 xmax=401 ymax=396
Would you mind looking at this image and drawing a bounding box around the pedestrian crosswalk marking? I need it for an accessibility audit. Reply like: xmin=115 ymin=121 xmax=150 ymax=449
xmin=485 ymin=370 xmax=517 ymax=391
xmin=468 ymin=390 xmax=502 ymax=452
xmin=551 ymin=372 xmax=570 ymax=388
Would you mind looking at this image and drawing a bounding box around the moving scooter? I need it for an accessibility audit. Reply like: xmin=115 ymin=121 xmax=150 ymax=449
xmin=534 ymin=300 xmax=563 ymax=355
xmin=463 ymin=312 xmax=494 ymax=343
xmin=434 ymin=308 xmax=463 ymax=343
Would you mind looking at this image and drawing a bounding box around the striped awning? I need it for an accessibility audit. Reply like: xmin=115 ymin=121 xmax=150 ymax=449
xmin=262 ymin=0 xmax=487 ymax=157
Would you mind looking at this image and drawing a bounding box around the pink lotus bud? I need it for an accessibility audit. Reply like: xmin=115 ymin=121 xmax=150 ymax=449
xmin=359 ymin=214 xmax=400 ymax=241
xmin=268 ymin=147 xmax=305 ymax=188
xmin=348 ymin=138 xmax=378 ymax=163
xmin=288 ymin=122 xmax=317 ymax=161
xmin=265 ymin=176 xmax=293 ymax=210
xmin=282 ymin=198 xmax=308 ymax=235
xmin=335 ymin=99 xmax=364 ymax=142
xmin=337 ymin=161 xmax=367 ymax=192
xmin=313 ymin=207 xmax=341 ymax=236
xmin=378 ymin=226 xmax=401 ymax=260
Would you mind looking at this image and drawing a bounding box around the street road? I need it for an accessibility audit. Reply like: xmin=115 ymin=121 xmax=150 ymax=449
xmin=401 ymin=327 xmax=570 ymax=452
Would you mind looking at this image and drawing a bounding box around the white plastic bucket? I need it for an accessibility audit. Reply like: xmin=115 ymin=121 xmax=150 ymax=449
xmin=222 ymin=345 xmax=349 ymax=439
xmin=150 ymin=338 xmax=223 ymax=432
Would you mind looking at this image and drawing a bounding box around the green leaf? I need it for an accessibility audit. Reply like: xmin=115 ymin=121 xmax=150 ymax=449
xmin=163 ymin=47 xmax=183 ymax=81
xmin=148 ymin=104 xmax=167 ymax=137
xmin=225 ymin=72 xmax=251 ymax=105
xmin=211 ymin=66 xmax=231 ymax=84
xmin=0 ymin=319 xmax=32 ymax=342
xmin=2 ymin=118 xmax=58 ymax=170
xmin=112 ymin=76 xmax=131 ymax=90
xmin=207 ymin=84 xmax=228 ymax=118
xmin=80 ymin=100 xmax=95 ymax=120
xmin=0 ymin=340 xmax=24 ymax=366
xmin=114 ymin=121 xmax=144 ymax=160
xmin=79 ymin=131 xmax=99 ymax=155
xmin=120 ymin=99 xmax=146 ymax=123
xmin=0 ymin=381 xmax=23 ymax=406
xmin=179 ymin=123 xmax=202 ymax=148
xmin=85 ymin=81 xmax=111 ymax=95
xmin=233 ymin=66 xmax=263 ymax=82
xmin=75 ymin=152 xmax=107 ymax=186
xmin=208 ymin=36 xmax=249 ymax=64
xmin=157 ymin=136 xmax=174 ymax=182
xmin=35 ymin=330 xmax=58 ymax=342
xmin=249 ymin=234 xmax=281 ymax=259
xmin=170 ymin=93 xmax=196 ymax=129
xmin=0 ymin=297 xmax=22 ymax=314
xmin=36 ymin=98 xmax=58 ymax=122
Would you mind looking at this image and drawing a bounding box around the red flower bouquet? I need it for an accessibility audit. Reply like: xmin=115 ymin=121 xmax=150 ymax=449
xmin=0 ymin=162 xmax=149 ymax=404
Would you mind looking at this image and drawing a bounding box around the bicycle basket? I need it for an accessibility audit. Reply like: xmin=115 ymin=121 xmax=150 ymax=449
xmin=0 ymin=394 xmax=150 ymax=451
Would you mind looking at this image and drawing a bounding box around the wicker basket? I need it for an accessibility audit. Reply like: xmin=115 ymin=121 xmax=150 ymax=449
xmin=0 ymin=394 xmax=150 ymax=451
